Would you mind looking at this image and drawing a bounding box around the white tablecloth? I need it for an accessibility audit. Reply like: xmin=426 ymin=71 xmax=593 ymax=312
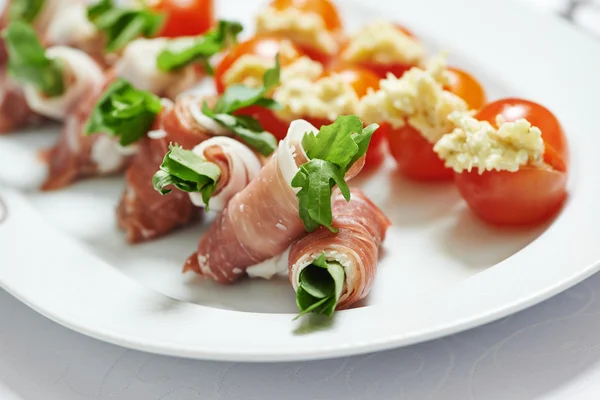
xmin=4 ymin=272 xmax=600 ymax=400
xmin=2 ymin=1 xmax=600 ymax=399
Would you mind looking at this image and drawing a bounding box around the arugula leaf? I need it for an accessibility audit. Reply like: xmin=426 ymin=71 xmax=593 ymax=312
xmin=202 ymin=109 xmax=277 ymax=156
xmin=198 ymin=55 xmax=281 ymax=156
xmin=152 ymin=144 xmax=221 ymax=207
xmin=156 ymin=20 xmax=243 ymax=72
xmin=87 ymin=0 xmax=164 ymax=52
xmin=294 ymin=253 xmax=345 ymax=319
xmin=212 ymin=54 xmax=281 ymax=114
xmin=302 ymin=115 xmax=363 ymax=174
xmin=2 ymin=21 xmax=65 ymax=97
xmin=84 ymin=78 xmax=162 ymax=146
xmin=292 ymin=159 xmax=349 ymax=232
xmin=292 ymin=116 xmax=379 ymax=232
xmin=9 ymin=0 xmax=44 ymax=23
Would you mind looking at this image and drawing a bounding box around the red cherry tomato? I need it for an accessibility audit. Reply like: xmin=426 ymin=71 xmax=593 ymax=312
xmin=271 ymin=0 xmax=342 ymax=32
xmin=454 ymin=164 xmax=567 ymax=226
xmin=445 ymin=67 xmax=487 ymax=111
xmin=151 ymin=0 xmax=214 ymax=38
xmin=387 ymin=124 xmax=454 ymax=180
xmin=326 ymin=65 xmax=381 ymax=97
xmin=270 ymin=0 xmax=343 ymax=65
xmin=387 ymin=67 xmax=486 ymax=181
xmin=476 ymin=98 xmax=568 ymax=163
xmin=214 ymin=36 xmax=305 ymax=94
xmin=454 ymin=102 xmax=569 ymax=226
xmin=342 ymin=24 xmax=419 ymax=79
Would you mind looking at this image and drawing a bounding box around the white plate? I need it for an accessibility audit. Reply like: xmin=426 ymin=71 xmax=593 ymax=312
xmin=1 ymin=0 xmax=600 ymax=362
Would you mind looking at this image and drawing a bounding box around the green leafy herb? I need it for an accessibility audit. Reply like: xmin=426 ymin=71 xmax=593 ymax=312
xmin=87 ymin=0 xmax=164 ymax=52
xmin=152 ymin=144 xmax=221 ymax=207
xmin=292 ymin=116 xmax=379 ymax=232
xmin=84 ymin=78 xmax=162 ymax=146
xmin=156 ymin=20 xmax=243 ymax=73
xmin=211 ymin=55 xmax=281 ymax=114
xmin=202 ymin=104 xmax=277 ymax=157
xmin=200 ymin=55 xmax=281 ymax=156
xmin=9 ymin=0 xmax=44 ymax=23
xmin=292 ymin=159 xmax=350 ymax=233
xmin=2 ymin=21 xmax=65 ymax=97
xmin=294 ymin=253 xmax=345 ymax=319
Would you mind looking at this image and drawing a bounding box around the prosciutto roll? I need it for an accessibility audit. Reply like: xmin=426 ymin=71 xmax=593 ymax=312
xmin=41 ymin=39 xmax=202 ymax=190
xmin=41 ymin=73 xmax=130 ymax=190
xmin=117 ymin=95 xmax=263 ymax=243
xmin=289 ymin=188 xmax=390 ymax=311
xmin=0 ymin=67 xmax=44 ymax=133
xmin=188 ymin=137 xmax=264 ymax=211
xmin=23 ymin=46 xmax=104 ymax=120
xmin=184 ymin=119 xmax=366 ymax=283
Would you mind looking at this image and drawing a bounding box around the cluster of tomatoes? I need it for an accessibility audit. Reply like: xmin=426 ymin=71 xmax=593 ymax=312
xmin=158 ymin=0 xmax=569 ymax=228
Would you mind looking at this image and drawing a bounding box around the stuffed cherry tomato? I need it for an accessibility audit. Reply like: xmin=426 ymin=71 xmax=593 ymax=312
xmin=476 ymin=98 xmax=568 ymax=163
xmin=151 ymin=0 xmax=214 ymax=38
xmin=255 ymin=0 xmax=343 ymax=65
xmin=248 ymin=65 xmax=382 ymax=158
xmin=339 ymin=21 xmax=425 ymax=79
xmin=361 ymin=61 xmax=486 ymax=181
xmin=434 ymin=112 xmax=568 ymax=226
xmin=214 ymin=36 xmax=305 ymax=94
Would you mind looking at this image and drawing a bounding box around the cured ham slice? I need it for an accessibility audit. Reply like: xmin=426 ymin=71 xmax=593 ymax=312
xmin=185 ymin=119 xmax=365 ymax=284
xmin=189 ymin=137 xmax=264 ymax=211
xmin=289 ymin=188 xmax=390 ymax=310
xmin=117 ymin=95 xmax=251 ymax=243
xmin=0 ymin=1 xmax=9 ymax=65
xmin=41 ymin=70 xmax=128 ymax=190
xmin=23 ymin=46 xmax=104 ymax=120
xmin=0 ymin=67 xmax=44 ymax=133
xmin=41 ymin=40 xmax=202 ymax=189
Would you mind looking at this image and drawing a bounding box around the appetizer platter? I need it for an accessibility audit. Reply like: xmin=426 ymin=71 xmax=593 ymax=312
xmin=1 ymin=0 xmax=600 ymax=362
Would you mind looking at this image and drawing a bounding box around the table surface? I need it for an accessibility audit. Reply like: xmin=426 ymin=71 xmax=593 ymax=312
xmin=2 ymin=1 xmax=600 ymax=399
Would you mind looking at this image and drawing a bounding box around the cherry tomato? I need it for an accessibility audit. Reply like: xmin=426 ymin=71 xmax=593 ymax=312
xmin=270 ymin=0 xmax=343 ymax=65
xmin=476 ymin=98 xmax=568 ymax=163
xmin=151 ymin=0 xmax=214 ymax=38
xmin=445 ymin=68 xmax=487 ymax=111
xmin=387 ymin=67 xmax=486 ymax=181
xmin=452 ymin=100 xmax=569 ymax=226
xmin=214 ymin=36 xmax=305 ymax=94
xmin=271 ymin=0 xmax=342 ymax=32
xmin=342 ymin=24 xmax=419 ymax=79
xmin=454 ymin=164 xmax=567 ymax=226
xmin=387 ymin=124 xmax=454 ymax=180
xmin=326 ymin=65 xmax=381 ymax=97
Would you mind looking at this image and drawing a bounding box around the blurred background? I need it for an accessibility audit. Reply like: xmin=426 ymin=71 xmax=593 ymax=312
xmin=525 ymin=0 xmax=599 ymax=37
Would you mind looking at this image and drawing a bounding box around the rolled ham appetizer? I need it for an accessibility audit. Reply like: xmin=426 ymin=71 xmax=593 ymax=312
xmin=187 ymin=137 xmax=264 ymax=210
xmin=183 ymin=116 xmax=378 ymax=283
xmin=0 ymin=66 xmax=44 ymax=133
xmin=22 ymin=46 xmax=104 ymax=120
xmin=42 ymin=21 xmax=243 ymax=190
xmin=41 ymin=73 xmax=126 ymax=190
xmin=117 ymin=99 xmax=201 ymax=243
xmin=289 ymin=188 xmax=390 ymax=318
xmin=3 ymin=22 xmax=104 ymax=121
xmin=119 ymin=93 xmax=264 ymax=243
